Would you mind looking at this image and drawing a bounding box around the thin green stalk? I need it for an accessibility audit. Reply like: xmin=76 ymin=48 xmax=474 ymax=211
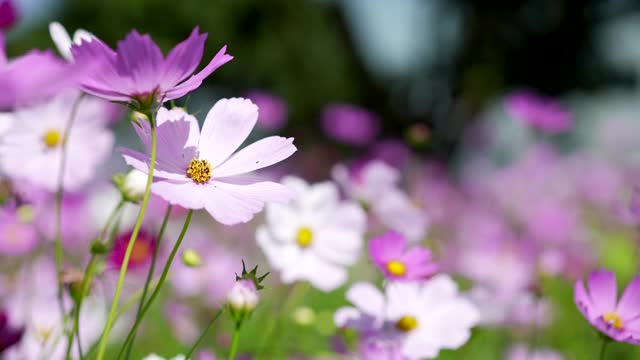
xmin=123 ymin=205 xmax=173 ymax=359
xmin=185 ymin=308 xmax=225 ymax=358
xmin=599 ymin=336 xmax=610 ymax=360
xmin=54 ymin=94 xmax=85 ymax=321
xmin=95 ymin=113 xmax=158 ymax=360
xmin=117 ymin=210 xmax=193 ymax=359
xmin=228 ymin=324 xmax=241 ymax=360
xmin=66 ymin=199 xmax=126 ymax=360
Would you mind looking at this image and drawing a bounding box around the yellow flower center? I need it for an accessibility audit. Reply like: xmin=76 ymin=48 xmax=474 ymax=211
xmin=296 ymin=227 xmax=313 ymax=248
xmin=43 ymin=130 xmax=62 ymax=148
xmin=186 ymin=158 xmax=212 ymax=184
xmin=36 ymin=326 xmax=54 ymax=345
xmin=130 ymin=240 xmax=152 ymax=263
xmin=396 ymin=315 xmax=418 ymax=332
xmin=386 ymin=260 xmax=406 ymax=276
xmin=603 ymin=311 xmax=624 ymax=330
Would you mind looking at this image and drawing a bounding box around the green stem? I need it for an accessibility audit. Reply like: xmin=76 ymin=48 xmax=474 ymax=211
xmin=54 ymin=93 xmax=84 ymax=323
xmin=599 ymin=336 xmax=610 ymax=360
xmin=228 ymin=324 xmax=241 ymax=360
xmin=95 ymin=114 xmax=158 ymax=360
xmin=117 ymin=210 xmax=193 ymax=359
xmin=185 ymin=308 xmax=225 ymax=358
xmin=65 ymin=199 xmax=126 ymax=360
xmin=123 ymin=205 xmax=172 ymax=359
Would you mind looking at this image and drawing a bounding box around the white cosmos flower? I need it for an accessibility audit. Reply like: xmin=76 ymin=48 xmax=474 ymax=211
xmin=0 ymin=92 xmax=114 ymax=191
xmin=49 ymin=22 xmax=94 ymax=62
xmin=335 ymin=275 xmax=480 ymax=359
xmin=332 ymin=160 xmax=427 ymax=242
xmin=257 ymin=176 xmax=366 ymax=291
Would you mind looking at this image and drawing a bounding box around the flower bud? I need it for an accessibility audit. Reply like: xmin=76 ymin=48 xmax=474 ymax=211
xmin=227 ymin=279 xmax=258 ymax=313
xmin=181 ymin=249 xmax=202 ymax=267
xmin=121 ymin=169 xmax=147 ymax=202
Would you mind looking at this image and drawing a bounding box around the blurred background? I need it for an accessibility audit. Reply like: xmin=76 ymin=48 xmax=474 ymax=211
xmin=7 ymin=1 xmax=640 ymax=359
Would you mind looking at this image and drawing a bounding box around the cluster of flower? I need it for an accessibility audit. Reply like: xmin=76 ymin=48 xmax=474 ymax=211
xmin=2 ymin=0 xmax=640 ymax=359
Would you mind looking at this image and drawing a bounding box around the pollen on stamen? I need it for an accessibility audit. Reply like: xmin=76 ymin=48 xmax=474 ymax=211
xmin=187 ymin=158 xmax=213 ymax=184
xmin=296 ymin=227 xmax=313 ymax=248
xmin=43 ymin=130 xmax=62 ymax=148
xmin=386 ymin=260 xmax=406 ymax=276
xmin=603 ymin=311 xmax=624 ymax=330
xmin=396 ymin=315 xmax=418 ymax=332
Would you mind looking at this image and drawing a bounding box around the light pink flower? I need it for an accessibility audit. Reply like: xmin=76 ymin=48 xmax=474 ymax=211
xmin=120 ymin=99 xmax=297 ymax=225
xmin=368 ymin=231 xmax=437 ymax=281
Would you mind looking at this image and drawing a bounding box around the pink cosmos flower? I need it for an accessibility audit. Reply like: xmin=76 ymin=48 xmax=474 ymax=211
xmin=505 ymin=90 xmax=573 ymax=134
xmin=120 ymin=100 xmax=297 ymax=225
xmin=321 ymin=103 xmax=381 ymax=146
xmin=246 ymin=90 xmax=288 ymax=130
xmin=574 ymin=269 xmax=640 ymax=344
xmin=0 ymin=205 xmax=38 ymax=255
xmin=0 ymin=33 xmax=78 ymax=110
xmin=0 ymin=310 xmax=23 ymax=355
xmin=71 ymin=27 xmax=233 ymax=106
xmin=108 ymin=228 xmax=157 ymax=271
xmin=368 ymin=231 xmax=437 ymax=281
xmin=0 ymin=0 xmax=19 ymax=30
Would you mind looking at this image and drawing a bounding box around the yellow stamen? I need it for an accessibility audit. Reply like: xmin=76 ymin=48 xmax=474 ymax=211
xmin=186 ymin=158 xmax=212 ymax=184
xmin=43 ymin=130 xmax=62 ymax=148
xmin=396 ymin=315 xmax=418 ymax=332
xmin=296 ymin=227 xmax=313 ymax=248
xmin=386 ymin=260 xmax=406 ymax=276
xmin=603 ymin=311 xmax=624 ymax=330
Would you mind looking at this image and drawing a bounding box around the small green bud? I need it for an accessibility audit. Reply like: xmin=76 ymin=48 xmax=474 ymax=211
xmin=90 ymin=241 xmax=109 ymax=255
xmin=181 ymin=249 xmax=202 ymax=267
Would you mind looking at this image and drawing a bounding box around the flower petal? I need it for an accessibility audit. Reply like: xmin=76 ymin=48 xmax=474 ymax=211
xmin=160 ymin=27 xmax=206 ymax=88
xmin=214 ymin=136 xmax=296 ymax=178
xmin=151 ymin=180 xmax=208 ymax=210
xmin=346 ymin=282 xmax=385 ymax=319
xmin=198 ymin=98 xmax=258 ymax=167
xmin=616 ymin=276 xmax=640 ymax=320
xmin=587 ymin=269 xmax=617 ymax=315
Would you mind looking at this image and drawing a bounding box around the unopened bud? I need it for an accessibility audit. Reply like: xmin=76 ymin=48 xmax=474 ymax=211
xmin=121 ymin=169 xmax=147 ymax=202
xmin=292 ymin=306 xmax=315 ymax=326
xmin=181 ymin=249 xmax=202 ymax=267
xmin=227 ymin=279 xmax=259 ymax=313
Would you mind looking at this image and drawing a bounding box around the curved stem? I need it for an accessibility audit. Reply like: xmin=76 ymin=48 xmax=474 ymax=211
xmin=117 ymin=210 xmax=193 ymax=359
xmin=65 ymin=199 xmax=126 ymax=360
xmin=185 ymin=308 xmax=225 ymax=358
xmin=123 ymin=205 xmax=172 ymax=359
xmin=599 ymin=336 xmax=610 ymax=360
xmin=228 ymin=324 xmax=241 ymax=360
xmin=54 ymin=93 xmax=84 ymax=323
xmin=95 ymin=114 xmax=158 ymax=360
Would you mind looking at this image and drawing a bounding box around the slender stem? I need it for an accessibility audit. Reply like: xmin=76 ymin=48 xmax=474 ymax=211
xmin=117 ymin=210 xmax=193 ymax=359
xmin=95 ymin=113 xmax=158 ymax=360
xmin=54 ymin=93 xmax=84 ymax=322
xmin=228 ymin=324 xmax=241 ymax=360
xmin=599 ymin=336 xmax=610 ymax=360
xmin=123 ymin=205 xmax=172 ymax=359
xmin=257 ymin=282 xmax=308 ymax=356
xmin=185 ymin=308 xmax=225 ymax=358
xmin=65 ymin=199 xmax=126 ymax=360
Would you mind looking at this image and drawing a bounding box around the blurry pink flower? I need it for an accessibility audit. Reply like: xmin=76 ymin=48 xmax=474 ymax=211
xmin=321 ymin=103 xmax=381 ymax=146
xmin=0 ymin=92 xmax=114 ymax=191
xmin=369 ymin=231 xmax=437 ymax=281
xmin=246 ymin=90 xmax=288 ymax=130
xmin=358 ymin=331 xmax=408 ymax=360
xmin=257 ymin=177 xmax=366 ymax=291
xmin=335 ymin=276 xmax=479 ymax=359
xmin=505 ymin=90 xmax=573 ymax=134
xmin=367 ymin=139 xmax=411 ymax=169
xmin=0 ymin=310 xmax=23 ymax=355
xmin=0 ymin=34 xmax=78 ymax=110
xmin=71 ymin=28 xmax=233 ymax=106
xmin=333 ymin=160 xmax=427 ymax=242
xmin=165 ymin=302 xmax=200 ymax=344
xmin=35 ymin=193 xmax=94 ymax=251
xmin=506 ymin=344 xmax=564 ymax=360
xmin=0 ymin=206 xmax=38 ymax=256
xmin=107 ymin=228 xmax=157 ymax=271
xmin=121 ymin=100 xmax=297 ymax=225
xmin=0 ymin=0 xmax=19 ymax=30
xmin=575 ymin=269 xmax=640 ymax=344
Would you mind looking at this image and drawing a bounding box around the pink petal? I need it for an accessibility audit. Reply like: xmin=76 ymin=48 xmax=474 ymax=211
xmin=616 ymin=276 xmax=640 ymax=320
xmin=114 ymin=30 xmax=164 ymax=92
xmin=160 ymin=27 xmax=206 ymax=88
xmin=587 ymin=269 xmax=618 ymax=315
xmin=214 ymin=136 xmax=296 ymax=178
xmin=346 ymin=282 xmax=385 ymax=318
xmin=163 ymin=45 xmax=233 ymax=101
xmin=198 ymin=98 xmax=258 ymax=167
xmin=151 ymin=180 xmax=209 ymax=210
xmin=369 ymin=231 xmax=406 ymax=264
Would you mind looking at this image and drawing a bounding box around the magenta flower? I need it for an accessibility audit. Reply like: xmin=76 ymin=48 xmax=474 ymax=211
xmin=505 ymin=90 xmax=573 ymax=134
xmin=0 ymin=310 xmax=24 ymax=354
xmin=108 ymin=228 xmax=157 ymax=271
xmin=0 ymin=33 xmax=78 ymax=110
xmin=0 ymin=0 xmax=19 ymax=30
xmin=71 ymin=27 xmax=233 ymax=107
xmin=120 ymin=100 xmax=297 ymax=225
xmin=574 ymin=269 xmax=640 ymax=344
xmin=0 ymin=206 xmax=38 ymax=256
xmin=321 ymin=103 xmax=381 ymax=146
xmin=246 ymin=90 xmax=288 ymax=130
xmin=369 ymin=231 xmax=437 ymax=281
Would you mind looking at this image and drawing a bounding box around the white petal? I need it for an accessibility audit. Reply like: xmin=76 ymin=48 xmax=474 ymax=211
xmin=49 ymin=22 xmax=73 ymax=61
